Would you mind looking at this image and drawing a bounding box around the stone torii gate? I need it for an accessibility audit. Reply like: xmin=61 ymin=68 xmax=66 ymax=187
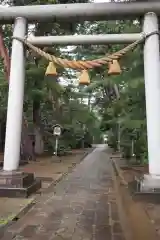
xmin=0 ymin=1 xmax=160 ymax=197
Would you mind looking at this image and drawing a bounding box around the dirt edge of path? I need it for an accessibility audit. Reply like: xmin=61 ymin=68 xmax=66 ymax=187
xmin=111 ymin=156 xmax=159 ymax=240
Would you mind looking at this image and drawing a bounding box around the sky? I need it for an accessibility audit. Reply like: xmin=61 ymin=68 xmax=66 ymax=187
xmin=94 ymin=0 xmax=109 ymax=2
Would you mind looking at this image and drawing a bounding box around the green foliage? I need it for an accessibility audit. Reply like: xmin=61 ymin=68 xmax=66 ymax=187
xmin=0 ymin=0 xmax=148 ymax=160
xmin=0 ymin=0 xmax=102 ymax=155
xmin=77 ymin=19 xmax=147 ymax=164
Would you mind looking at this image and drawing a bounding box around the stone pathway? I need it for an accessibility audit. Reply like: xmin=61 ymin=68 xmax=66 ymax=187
xmin=1 ymin=145 xmax=125 ymax=240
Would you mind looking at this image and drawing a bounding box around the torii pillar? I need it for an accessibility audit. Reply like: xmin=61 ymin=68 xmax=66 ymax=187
xmin=139 ymin=12 xmax=160 ymax=192
xmin=0 ymin=17 xmax=41 ymax=197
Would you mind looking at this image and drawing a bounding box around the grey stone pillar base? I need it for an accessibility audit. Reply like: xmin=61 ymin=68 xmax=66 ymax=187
xmin=131 ymin=174 xmax=160 ymax=203
xmin=136 ymin=174 xmax=160 ymax=192
xmin=0 ymin=170 xmax=41 ymax=198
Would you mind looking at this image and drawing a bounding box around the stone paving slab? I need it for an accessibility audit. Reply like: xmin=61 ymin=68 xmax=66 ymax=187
xmin=1 ymin=145 xmax=125 ymax=240
xmin=0 ymin=149 xmax=89 ymax=238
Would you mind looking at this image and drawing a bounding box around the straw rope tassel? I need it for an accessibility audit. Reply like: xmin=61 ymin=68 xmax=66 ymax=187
xmin=45 ymin=61 xmax=57 ymax=76
xmin=108 ymin=60 xmax=122 ymax=75
xmin=79 ymin=70 xmax=90 ymax=85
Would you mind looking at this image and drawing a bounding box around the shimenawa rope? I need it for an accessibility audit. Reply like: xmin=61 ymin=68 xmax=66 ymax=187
xmin=12 ymin=31 xmax=158 ymax=70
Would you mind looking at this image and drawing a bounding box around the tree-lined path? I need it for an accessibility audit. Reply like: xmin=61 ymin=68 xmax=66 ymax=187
xmin=1 ymin=145 xmax=125 ymax=240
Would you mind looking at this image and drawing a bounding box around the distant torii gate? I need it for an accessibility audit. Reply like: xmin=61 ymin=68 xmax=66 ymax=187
xmin=0 ymin=1 xmax=160 ymax=197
